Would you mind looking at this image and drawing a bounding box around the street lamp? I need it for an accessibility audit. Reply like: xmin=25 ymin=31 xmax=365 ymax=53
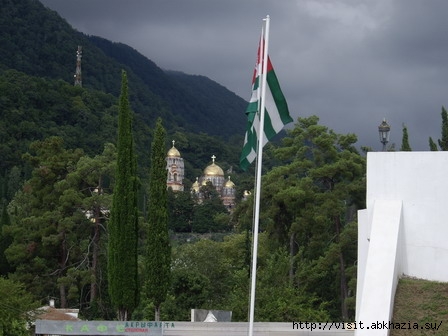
xmin=378 ymin=119 xmax=390 ymax=151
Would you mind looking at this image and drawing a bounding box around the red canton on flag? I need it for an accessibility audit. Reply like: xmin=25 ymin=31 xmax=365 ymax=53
xmin=239 ymin=37 xmax=293 ymax=171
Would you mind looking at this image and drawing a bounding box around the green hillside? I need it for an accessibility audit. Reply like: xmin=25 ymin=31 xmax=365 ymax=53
xmin=0 ymin=0 xmax=246 ymax=138
xmin=0 ymin=70 xmax=118 ymax=172
xmin=0 ymin=0 xmax=249 ymax=183
xmin=89 ymin=36 xmax=247 ymax=137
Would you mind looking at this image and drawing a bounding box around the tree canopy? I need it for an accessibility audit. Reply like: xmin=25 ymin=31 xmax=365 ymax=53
xmin=252 ymin=116 xmax=365 ymax=320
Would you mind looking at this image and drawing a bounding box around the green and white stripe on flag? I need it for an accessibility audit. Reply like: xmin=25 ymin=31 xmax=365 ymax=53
xmin=239 ymin=42 xmax=292 ymax=171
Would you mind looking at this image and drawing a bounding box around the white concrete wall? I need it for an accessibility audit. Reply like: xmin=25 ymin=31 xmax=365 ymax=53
xmin=163 ymin=322 xmax=354 ymax=336
xmin=35 ymin=320 xmax=355 ymax=336
xmin=356 ymin=200 xmax=402 ymax=336
xmin=356 ymin=152 xmax=448 ymax=336
xmin=355 ymin=209 xmax=368 ymax=317
xmin=365 ymin=152 xmax=448 ymax=280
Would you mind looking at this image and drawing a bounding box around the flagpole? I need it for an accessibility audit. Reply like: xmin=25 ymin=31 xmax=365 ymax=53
xmin=248 ymin=14 xmax=270 ymax=336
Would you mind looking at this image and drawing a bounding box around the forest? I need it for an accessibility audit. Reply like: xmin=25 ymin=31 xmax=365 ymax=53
xmin=2 ymin=0 xmax=448 ymax=334
xmin=4 ymin=105 xmax=447 ymax=334
xmin=0 ymin=114 xmax=364 ymax=326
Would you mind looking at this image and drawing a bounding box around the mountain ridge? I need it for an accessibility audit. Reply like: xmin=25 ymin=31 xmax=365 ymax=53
xmin=1 ymin=0 xmax=247 ymax=139
xmin=0 ymin=0 xmax=251 ymax=178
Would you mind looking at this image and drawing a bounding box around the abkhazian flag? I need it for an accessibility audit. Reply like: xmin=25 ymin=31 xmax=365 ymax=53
xmin=239 ymin=38 xmax=293 ymax=171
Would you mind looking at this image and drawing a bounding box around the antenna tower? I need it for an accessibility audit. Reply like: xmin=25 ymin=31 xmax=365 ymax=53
xmin=74 ymin=45 xmax=82 ymax=87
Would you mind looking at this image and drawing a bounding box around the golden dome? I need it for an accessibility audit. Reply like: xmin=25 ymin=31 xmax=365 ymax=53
xmin=204 ymin=155 xmax=224 ymax=177
xmin=167 ymin=140 xmax=181 ymax=157
xmin=224 ymin=176 xmax=235 ymax=188
xmin=204 ymin=163 xmax=224 ymax=177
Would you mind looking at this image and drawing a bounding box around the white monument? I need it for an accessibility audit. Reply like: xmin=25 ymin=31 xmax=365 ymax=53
xmin=356 ymin=152 xmax=448 ymax=335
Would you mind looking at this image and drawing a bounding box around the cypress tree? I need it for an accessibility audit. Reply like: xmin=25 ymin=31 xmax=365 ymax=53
xmin=145 ymin=118 xmax=171 ymax=321
xmin=429 ymin=137 xmax=438 ymax=151
xmin=438 ymin=106 xmax=448 ymax=150
xmin=108 ymin=71 xmax=139 ymax=321
xmin=400 ymin=125 xmax=412 ymax=151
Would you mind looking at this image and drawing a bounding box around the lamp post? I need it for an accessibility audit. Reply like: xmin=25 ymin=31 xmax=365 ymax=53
xmin=378 ymin=119 xmax=390 ymax=151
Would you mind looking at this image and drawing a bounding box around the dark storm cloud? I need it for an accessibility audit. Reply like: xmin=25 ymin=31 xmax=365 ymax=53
xmin=39 ymin=0 xmax=448 ymax=150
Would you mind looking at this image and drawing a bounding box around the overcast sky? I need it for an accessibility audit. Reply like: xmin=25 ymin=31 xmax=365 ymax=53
xmin=39 ymin=0 xmax=448 ymax=151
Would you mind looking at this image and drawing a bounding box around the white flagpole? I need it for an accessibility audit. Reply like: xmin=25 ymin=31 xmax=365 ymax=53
xmin=248 ymin=14 xmax=270 ymax=336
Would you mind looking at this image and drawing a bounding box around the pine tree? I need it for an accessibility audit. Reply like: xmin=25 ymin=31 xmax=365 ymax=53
xmin=4 ymin=137 xmax=86 ymax=308
xmin=145 ymin=118 xmax=171 ymax=321
xmin=108 ymin=71 xmax=139 ymax=321
xmin=400 ymin=125 xmax=412 ymax=151
xmin=438 ymin=106 xmax=448 ymax=150
xmin=260 ymin=116 xmax=365 ymax=320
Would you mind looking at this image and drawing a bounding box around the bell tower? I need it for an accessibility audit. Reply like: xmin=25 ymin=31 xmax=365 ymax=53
xmin=166 ymin=140 xmax=184 ymax=191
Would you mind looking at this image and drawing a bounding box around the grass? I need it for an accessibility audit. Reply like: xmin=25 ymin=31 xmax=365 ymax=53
xmin=391 ymin=277 xmax=448 ymax=335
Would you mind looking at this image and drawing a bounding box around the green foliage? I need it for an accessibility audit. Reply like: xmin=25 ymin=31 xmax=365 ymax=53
xmin=254 ymin=248 xmax=330 ymax=321
xmin=438 ymin=106 xmax=448 ymax=150
xmin=0 ymin=277 xmax=38 ymax=336
xmin=1 ymin=111 xmax=366 ymax=323
xmin=0 ymin=69 xmax=117 ymax=173
xmin=250 ymin=116 xmax=366 ymax=320
xmin=65 ymin=143 xmax=116 ymax=319
xmin=191 ymin=183 xmax=231 ymax=233
xmin=429 ymin=137 xmax=438 ymax=151
xmin=163 ymin=233 xmax=330 ymax=322
xmin=0 ymin=206 xmax=12 ymax=276
xmin=162 ymin=269 xmax=211 ymax=320
xmin=4 ymin=138 xmax=116 ymax=318
xmin=0 ymin=0 xmax=79 ymax=78
xmin=108 ymin=71 xmax=139 ymax=320
xmin=166 ymin=71 xmax=246 ymax=137
xmin=167 ymin=190 xmax=194 ymax=232
xmin=165 ymin=234 xmax=249 ymax=319
xmin=168 ymin=186 xmax=235 ymax=234
xmin=400 ymin=125 xmax=412 ymax=151
xmin=5 ymin=137 xmax=89 ymax=307
xmin=145 ymin=118 xmax=171 ymax=320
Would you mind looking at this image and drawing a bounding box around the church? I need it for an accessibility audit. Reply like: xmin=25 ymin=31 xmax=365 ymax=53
xmin=166 ymin=141 xmax=236 ymax=210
